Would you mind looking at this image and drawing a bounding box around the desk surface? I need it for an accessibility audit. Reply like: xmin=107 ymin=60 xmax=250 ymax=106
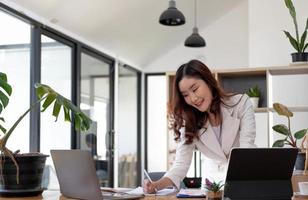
xmin=0 ymin=190 xmax=307 ymax=200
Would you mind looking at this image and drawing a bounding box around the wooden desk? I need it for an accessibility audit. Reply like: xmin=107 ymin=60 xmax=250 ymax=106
xmin=0 ymin=190 xmax=307 ymax=200
xmin=0 ymin=191 xmax=199 ymax=200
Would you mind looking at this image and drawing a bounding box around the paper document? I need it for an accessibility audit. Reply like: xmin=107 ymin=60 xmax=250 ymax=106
xmin=176 ymin=188 xmax=206 ymax=198
xmin=126 ymin=186 xmax=176 ymax=196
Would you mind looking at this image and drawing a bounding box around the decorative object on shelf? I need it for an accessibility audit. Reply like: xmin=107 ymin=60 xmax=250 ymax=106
xmin=283 ymin=0 xmax=308 ymax=62
xmin=159 ymin=0 xmax=185 ymax=26
xmin=184 ymin=0 xmax=206 ymax=48
xmin=205 ymin=178 xmax=224 ymax=200
xmin=246 ymin=86 xmax=261 ymax=109
xmin=0 ymin=72 xmax=92 ymax=196
xmin=271 ymin=103 xmax=308 ymax=170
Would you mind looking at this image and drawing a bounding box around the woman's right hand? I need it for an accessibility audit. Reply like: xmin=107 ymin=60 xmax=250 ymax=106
xmin=143 ymin=179 xmax=158 ymax=194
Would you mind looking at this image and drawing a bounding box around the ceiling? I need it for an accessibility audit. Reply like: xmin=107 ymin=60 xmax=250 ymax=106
xmin=4 ymin=0 xmax=244 ymax=69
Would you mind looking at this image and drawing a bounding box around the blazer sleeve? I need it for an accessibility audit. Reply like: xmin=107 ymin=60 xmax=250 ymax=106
xmin=238 ymin=94 xmax=257 ymax=148
xmin=164 ymin=130 xmax=194 ymax=190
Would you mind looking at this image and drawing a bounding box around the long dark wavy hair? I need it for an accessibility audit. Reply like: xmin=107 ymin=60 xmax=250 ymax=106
xmin=172 ymin=60 xmax=235 ymax=144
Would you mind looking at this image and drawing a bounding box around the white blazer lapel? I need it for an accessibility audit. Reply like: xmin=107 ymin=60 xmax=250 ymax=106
xmin=221 ymin=106 xmax=240 ymax=156
xmin=199 ymin=125 xmax=226 ymax=160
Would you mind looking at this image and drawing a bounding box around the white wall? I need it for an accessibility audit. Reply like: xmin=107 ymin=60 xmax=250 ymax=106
xmin=249 ymin=0 xmax=308 ymax=67
xmin=145 ymin=0 xmax=308 ymax=72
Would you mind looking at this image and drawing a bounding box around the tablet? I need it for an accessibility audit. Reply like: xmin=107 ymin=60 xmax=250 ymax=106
xmin=226 ymin=148 xmax=298 ymax=181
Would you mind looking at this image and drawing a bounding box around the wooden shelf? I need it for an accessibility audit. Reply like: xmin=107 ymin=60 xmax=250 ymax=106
xmin=254 ymin=107 xmax=268 ymax=113
xmin=268 ymin=65 xmax=308 ymax=75
xmin=268 ymin=107 xmax=308 ymax=112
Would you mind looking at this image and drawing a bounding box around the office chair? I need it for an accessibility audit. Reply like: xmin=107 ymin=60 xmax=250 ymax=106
xmin=148 ymin=172 xmax=165 ymax=181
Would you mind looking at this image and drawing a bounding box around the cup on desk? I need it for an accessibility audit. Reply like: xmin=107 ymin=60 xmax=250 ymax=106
xmin=298 ymin=182 xmax=308 ymax=195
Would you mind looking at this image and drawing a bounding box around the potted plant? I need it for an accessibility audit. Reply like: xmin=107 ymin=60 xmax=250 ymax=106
xmin=246 ymin=86 xmax=261 ymax=109
xmin=272 ymin=103 xmax=307 ymax=170
xmin=205 ymin=178 xmax=224 ymax=200
xmin=0 ymin=72 xmax=91 ymax=196
xmin=283 ymin=0 xmax=308 ymax=62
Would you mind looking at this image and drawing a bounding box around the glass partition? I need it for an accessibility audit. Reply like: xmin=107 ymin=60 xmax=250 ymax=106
xmin=146 ymin=75 xmax=167 ymax=172
xmin=0 ymin=10 xmax=30 ymax=153
xmin=118 ymin=64 xmax=139 ymax=187
xmin=80 ymin=52 xmax=111 ymax=187
xmin=40 ymin=35 xmax=72 ymax=189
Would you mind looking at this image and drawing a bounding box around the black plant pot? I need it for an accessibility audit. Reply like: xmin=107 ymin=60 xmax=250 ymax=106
xmin=295 ymin=152 xmax=306 ymax=170
xmin=0 ymin=153 xmax=48 ymax=197
xmin=291 ymin=52 xmax=308 ymax=62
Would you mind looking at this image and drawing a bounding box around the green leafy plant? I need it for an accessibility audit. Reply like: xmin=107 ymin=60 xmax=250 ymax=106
xmin=246 ymin=86 xmax=261 ymax=98
xmin=283 ymin=0 xmax=308 ymax=53
xmin=0 ymin=72 xmax=92 ymax=183
xmin=272 ymin=103 xmax=307 ymax=148
xmin=205 ymin=178 xmax=224 ymax=192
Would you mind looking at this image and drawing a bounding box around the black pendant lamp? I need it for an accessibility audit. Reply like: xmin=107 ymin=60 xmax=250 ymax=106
xmin=159 ymin=0 xmax=185 ymax=26
xmin=184 ymin=0 xmax=206 ymax=47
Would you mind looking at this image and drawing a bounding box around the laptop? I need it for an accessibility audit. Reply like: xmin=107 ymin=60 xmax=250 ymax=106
xmin=51 ymin=150 xmax=143 ymax=200
xmin=224 ymin=148 xmax=298 ymax=200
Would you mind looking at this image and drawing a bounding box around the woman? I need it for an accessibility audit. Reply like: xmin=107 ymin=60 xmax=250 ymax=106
xmin=143 ymin=60 xmax=256 ymax=193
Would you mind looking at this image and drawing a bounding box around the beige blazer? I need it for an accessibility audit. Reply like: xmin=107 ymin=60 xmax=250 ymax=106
xmin=164 ymin=94 xmax=256 ymax=189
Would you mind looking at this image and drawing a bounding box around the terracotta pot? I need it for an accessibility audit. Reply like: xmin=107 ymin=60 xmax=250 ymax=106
xmin=207 ymin=190 xmax=223 ymax=200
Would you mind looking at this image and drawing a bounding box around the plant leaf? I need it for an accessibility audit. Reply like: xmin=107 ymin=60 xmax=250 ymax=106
xmin=303 ymin=43 xmax=308 ymax=52
xmin=63 ymin=103 xmax=71 ymax=122
xmin=0 ymin=124 xmax=6 ymax=134
xmin=35 ymin=83 xmax=51 ymax=99
xmin=294 ymin=129 xmax=307 ymax=139
xmin=74 ymin=114 xmax=82 ymax=131
xmin=273 ymin=103 xmax=293 ymax=117
xmin=300 ymin=31 xmax=307 ymax=52
xmin=272 ymin=124 xmax=290 ymax=136
xmin=0 ymin=117 xmax=5 ymax=133
xmin=283 ymin=31 xmax=299 ymax=52
xmin=0 ymin=90 xmax=9 ymax=109
xmin=272 ymin=139 xmax=286 ymax=147
xmin=52 ymin=100 xmax=62 ymax=121
xmin=0 ymin=79 xmax=12 ymax=96
xmin=41 ymin=93 xmax=57 ymax=112
xmin=285 ymin=0 xmax=296 ymax=19
xmin=35 ymin=83 xmax=92 ymax=132
xmin=0 ymin=72 xmax=8 ymax=82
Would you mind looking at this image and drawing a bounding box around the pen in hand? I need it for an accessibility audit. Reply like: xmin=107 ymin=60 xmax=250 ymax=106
xmin=143 ymin=169 xmax=158 ymax=193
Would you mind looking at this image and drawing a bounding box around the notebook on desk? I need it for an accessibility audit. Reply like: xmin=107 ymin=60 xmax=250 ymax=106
xmin=51 ymin=150 xmax=143 ymax=200
xmin=224 ymin=148 xmax=298 ymax=200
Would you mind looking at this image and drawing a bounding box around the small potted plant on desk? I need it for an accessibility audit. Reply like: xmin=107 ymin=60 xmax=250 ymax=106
xmin=246 ymin=86 xmax=261 ymax=110
xmin=272 ymin=103 xmax=308 ymax=170
xmin=0 ymin=72 xmax=91 ymax=196
xmin=283 ymin=0 xmax=308 ymax=62
xmin=205 ymin=178 xmax=224 ymax=200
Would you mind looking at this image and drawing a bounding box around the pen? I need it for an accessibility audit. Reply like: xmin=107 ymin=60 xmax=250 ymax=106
xmin=143 ymin=169 xmax=158 ymax=193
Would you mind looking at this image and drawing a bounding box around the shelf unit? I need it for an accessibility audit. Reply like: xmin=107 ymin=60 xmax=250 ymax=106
xmin=166 ymin=64 xmax=308 ymax=164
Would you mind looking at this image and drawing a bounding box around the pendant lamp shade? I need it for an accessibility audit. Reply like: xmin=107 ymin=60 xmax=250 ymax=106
xmin=159 ymin=0 xmax=185 ymax=26
xmin=185 ymin=27 xmax=206 ymax=47
xmin=184 ymin=0 xmax=206 ymax=47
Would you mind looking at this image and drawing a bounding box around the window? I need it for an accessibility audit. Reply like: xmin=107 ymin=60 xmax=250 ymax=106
xmin=80 ymin=51 xmax=112 ymax=187
xmin=118 ymin=64 xmax=140 ymax=187
xmin=146 ymin=75 xmax=167 ymax=172
xmin=0 ymin=10 xmax=30 ymax=153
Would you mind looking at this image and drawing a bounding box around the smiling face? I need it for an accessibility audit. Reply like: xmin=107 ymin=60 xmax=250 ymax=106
xmin=179 ymin=76 xmax=213 ymax=112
